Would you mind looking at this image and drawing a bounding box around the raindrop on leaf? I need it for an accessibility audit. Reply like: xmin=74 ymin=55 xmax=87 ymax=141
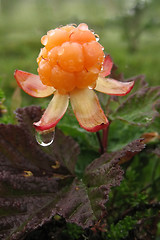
xmin=145 ymin=117 xmax=152 ymax=122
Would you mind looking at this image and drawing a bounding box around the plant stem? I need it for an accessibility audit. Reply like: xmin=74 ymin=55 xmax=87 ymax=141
xmin=96 ymin=131 xmax=104 ymax=154
xmin=96 ymin=123 xmax=110 ymax=154
xmin=102 ymin=123 xmax=110 ymax=152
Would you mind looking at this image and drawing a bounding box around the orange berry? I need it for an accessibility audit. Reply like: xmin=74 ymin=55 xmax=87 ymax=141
xmin=48 ymin=46 xmax=60 ymax=66
xmin=41 ymin=35 xmax=48 ymax=46
xmin=38 ymin=59 xmax=52 ymax=86
xmin=61 ymin=25 xmax=75 ymax=33
xmin=76 ymin=68 xmax=99 ymax=89
xmin=70 ymin=28 xmax=96 ymax=44
xmin=57 ymin=42 xmax=84 ymax=72
xmin=77 ymin=23 xmax=89 ymax=31
xmin=38 ymin=24 xmax=105 ymax=93
xmin=37 ymin=47 xmax=48 ymax=64
xmin=50 ymin=64 xmax=76 ymax=92
xmin=45 ymin=29 xmax=70 ymax=50
xmin=83 ymin=41 xmax=104 ymax=70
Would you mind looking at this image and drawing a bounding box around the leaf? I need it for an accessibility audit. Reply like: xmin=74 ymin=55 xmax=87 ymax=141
xmin=115 ymin=139 xmax=146 ymax=165
xmin=0 ymin=106 xmax=145 ymax=239
xmin=97 ymin=74 xmax=148 ymax=116
xmin=107 ymin=96 xmax=160 ymax=152
xmin=0 ymin=106 xmax=78 ymax=176
xmin=125 ymin=74 xmax=148 ymax=93
xmin=86 ymin=139 xmax=145 ymax=172
xmin=83 ymin=139 xmax=145 ymax=217
xmin=107 ymin=119 xmax=144 ymax=152
xmin=58 ymin=106 xmax=99 ymax=152
xmin=110 ymin=87 xmax=160 ymax=126
xmin=0 ymin=106 xmax=79 ymax=239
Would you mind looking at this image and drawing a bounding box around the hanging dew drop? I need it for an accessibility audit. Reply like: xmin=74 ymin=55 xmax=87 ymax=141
xmin=35 ymin=130 xmax=55 ymax=147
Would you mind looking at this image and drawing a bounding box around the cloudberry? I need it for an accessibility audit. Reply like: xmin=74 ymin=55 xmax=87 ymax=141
xmin=37 ymin=23 xmax=104 ymax=93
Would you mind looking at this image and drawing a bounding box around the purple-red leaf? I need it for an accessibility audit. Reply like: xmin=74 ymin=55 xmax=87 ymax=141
xmin=0 ymin=106 xmax=79 ymax=239
xmin=84 ymin=139 xmax=145 ymax=217
xmin=0 ymin=106 xmax=145 ymax=239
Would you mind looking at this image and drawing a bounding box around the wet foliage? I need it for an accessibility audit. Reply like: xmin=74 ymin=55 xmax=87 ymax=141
xmin=0 ymin=70 xmax=160 ymax=239
xmin=0 ymin=105 xmax=140 ymax=239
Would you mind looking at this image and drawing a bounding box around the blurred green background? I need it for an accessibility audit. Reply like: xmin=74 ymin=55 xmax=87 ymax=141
xmin=0 ymin=0 xmax=160 ymax=111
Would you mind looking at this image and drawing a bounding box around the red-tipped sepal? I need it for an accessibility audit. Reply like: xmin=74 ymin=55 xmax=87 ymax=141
xmin=70 ymin=88 xmax=109 ymax=132
xmin=34 ymin=92 xmax=69 ymax=131
xmin=95 ymin=77 xmax=134 ymax=96
xmin=14 ymin=70 xmax=55 ymax=98
xmin=100 ymin=55 xmax=113 ymax=78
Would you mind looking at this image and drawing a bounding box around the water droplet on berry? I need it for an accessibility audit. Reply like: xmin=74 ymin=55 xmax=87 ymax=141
xmin=35 ymin=130 xmax=55 ymax=147
xmin=88 ymin=82 xmax=96 ymax=90
xmin=95 ymin=34 xmax=99 ymax=41
xmin=88 ymin=86 xmax=93 ymax=90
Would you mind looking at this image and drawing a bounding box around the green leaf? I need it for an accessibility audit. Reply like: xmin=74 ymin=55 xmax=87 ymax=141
xmin=108 ymin=120 xmax=144 ymax=152
xmin=58 ymin=106 xmax=99 ymax=152
xmin=0 ymin=106 xmax=79 ymax=239
xmin=110 ymin=87 xmax=160 ymax=126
